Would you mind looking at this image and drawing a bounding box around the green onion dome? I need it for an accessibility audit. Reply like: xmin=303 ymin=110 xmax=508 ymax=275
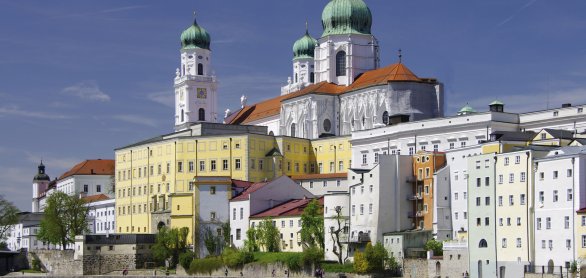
xmin=293 ymin=30 xmax=318 ymax=60
xmin=321 ymin=0 xmax=372 ymax=37
xmin=180 ymin=16 xmax=211 ymax=50
xmin=458 ymin=104 xmax=477 ymax=115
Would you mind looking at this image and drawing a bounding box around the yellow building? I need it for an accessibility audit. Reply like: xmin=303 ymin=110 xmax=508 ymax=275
xmin=249 ymin=198 xmax=323 ymax=252
xmin=576 ymin=208 xmax=586 ymax=262
xmin=115 ymin=123 xmax=350 ymax=246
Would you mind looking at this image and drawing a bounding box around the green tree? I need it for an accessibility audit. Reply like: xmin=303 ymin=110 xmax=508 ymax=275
xmin=0 ymin=196 xmax=20 ymax=241
xmin=353 ymin=251 xmax=368 ymax=274
xmin=152 ymin=227 xmax=189 ymax=268
xmin=37 ymin=192 xmax=88 ymax=249
xmin=257 ymin=218 xmax=280 ymax=252
xmin=300 ymin=199 xmax=324 ymax=250
xmin=203 ymin=226 xmax=223 ymax=256
xmin=353 ymin=242 xmax=388 ymax=274
xmin=243 ymin=227 xmax=259 ymax=252
xmin=424 ymin=239 xmax=443 ymax=256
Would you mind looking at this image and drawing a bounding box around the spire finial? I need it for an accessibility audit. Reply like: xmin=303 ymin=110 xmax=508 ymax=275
xmin=192 ymin=11 xmax=197 ymax=25
xmin=398 ymin=49 xmax=403 ymax=64
xmin=305 ymin=20 xmax=309 ymax=35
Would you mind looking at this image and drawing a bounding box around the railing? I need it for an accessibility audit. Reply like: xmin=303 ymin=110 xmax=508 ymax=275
xmin=524 ymin=264 xmax=573 ymax=276
xmin=406 ymin=194 xmax=423 ymax=201
xmin=442 ymin=240 xmax=468 ymax=250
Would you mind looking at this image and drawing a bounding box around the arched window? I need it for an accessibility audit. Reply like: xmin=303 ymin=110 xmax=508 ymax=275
xmin=478 ymin=260 xmax=483 ymax=278
xmin=295 ymin=73 xmax=298 ymax=83
xmin=290 ymin=123 xmax=296 ymax=137
xmin=197 ymin=63 xmax=203 ymax=75
xmin=198 ymin=108 xmax=205 ymax=121
xmin=268 ymin=131 xmax=274 ymax=136
xmin=336 ymin=51 xmax=346 ymax=76
xmin=435 ymin=262 xmax=441 ymax=276
xmin=310 ymin=72 xmax=315 ymax=83
xmin=479 ymin=239 xmax=488 ymax=248
xmin=382 ymin=111 xmax=389 ymax=125
xmin=181 ymin=109 xmax=184 ymax=122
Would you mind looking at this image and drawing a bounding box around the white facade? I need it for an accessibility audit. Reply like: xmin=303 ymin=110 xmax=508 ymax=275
xmin=229 ymin=176 xmax=314 ymax=248
xmin=534 ymin=147 xmax=586 ymax=269
xmin=348 ymin=155 xmax=412 ymax=247
xmin=432 ymin=166 xmax=452 ymax=240
xmin=324 ymin=192 xmax=350 ymax=262
xmin=56 ymin=175 xmax=113 ymax=199
xmin=174 ymin=43 xmax=218 ymax=130
xmin=4 ymin=213 xmax=52 ymax=251
xmin=298 ymin=177 xmax=348 ymax=196
xmin=444 ymin=145 xmax=484 ymax=239
xmin=87 ymin=198 xmax=116 ymax=235
xmin=197 ymin=179 xmax=231 ymax=257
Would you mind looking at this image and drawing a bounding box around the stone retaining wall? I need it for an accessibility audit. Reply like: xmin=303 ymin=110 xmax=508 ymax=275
xmin=28 ymin=250 xmax=82 ymax=276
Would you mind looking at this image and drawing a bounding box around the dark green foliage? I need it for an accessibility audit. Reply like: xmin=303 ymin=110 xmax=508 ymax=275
xmin=302 ymin=246 xmax=324 ymax=266
xmin=152 ymin=227 xmax=189 ymax=268
xmin=257 ymin=219 xmax=280 ymax=252
xmin=0 ymin=196 xmax=19 ymax=241
xmin=37 ymin=192 xmax=89 ymax=249
xmin=321 ymin=262 xmax=354 ymax=273
xmin=424 ymin=239 xmax=443 ymax=256
xmin=300 ymin=200 xmax=324 ymax=249
xmin=179 ymin=250 xmax=195 ymax=271
xmin=32 ymin=259 xmax=42 ymax=271
xmin=354 ymin=242 xmax=389 ymax=273
xmin=244 ymin=227 xmax=260 ymax=252
xmin=188 ymin=256 xmax=223 ymax=275
xmin=222 ymin=248 xmax=254 ymax=268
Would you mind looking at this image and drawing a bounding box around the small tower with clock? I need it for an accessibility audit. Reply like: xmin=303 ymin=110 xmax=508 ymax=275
xmin=174 ymin=13 xmax=218 ymax=131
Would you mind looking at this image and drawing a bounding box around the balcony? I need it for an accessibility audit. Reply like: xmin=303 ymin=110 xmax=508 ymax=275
xmin=348 ymin=232 xmax=371 ymax=243
xmin=407 ymin=194 xmax=423 ymax=201
xmin=407 ymin=211 xmax=424 ymax=218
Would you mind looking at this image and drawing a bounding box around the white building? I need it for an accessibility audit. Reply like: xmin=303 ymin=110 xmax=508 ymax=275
xmin=292 ymin=173 xmax=348 ymax=196
xmin=85 ymin=195 xmax=116 ymax=235
xmin=229 ymin=176 xmax=313 ymax=248
xmin=55 ymin=159 xmax=115 ymax=200
xmin=175 ymin=15 xmax=219 ymax=131
xmin=348 ymin=155 xmax=412 ymax=253
xmin=4 ymin=213 xmax=51 ymax=251
xmin=324 ymin=191 xmax=350 ymax=262
xmin=534 ymin=146 xmax=586 ymax=270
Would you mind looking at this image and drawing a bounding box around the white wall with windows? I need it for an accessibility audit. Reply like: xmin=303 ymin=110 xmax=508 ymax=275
xmin=87 ymin=198 xmax=116 ymax=235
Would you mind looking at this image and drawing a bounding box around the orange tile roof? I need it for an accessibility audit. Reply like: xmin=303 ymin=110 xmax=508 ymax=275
xmin=82 ymin=194 xmax=111 ymax=203
xmin=290 ymin=173 xmax=348 ymax=180
xmin=229 ymin=63 xmax=433 ymax=124
xmin=59 ymin=159 xmax=115 ymax=180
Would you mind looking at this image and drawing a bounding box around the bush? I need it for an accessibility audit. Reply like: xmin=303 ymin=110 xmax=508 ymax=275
xmin=32 ymin=259 xmax=42 ymax=271
xmin=179 ymin=250 xmax=195 ymax=271
xmin=321 ymin=262 xmax=354 ymax=273
xmin=284 ymin=253 xmax=304 ymax=271
xmin=222 ymin=248 xmax=254 ymax=269
xmin=353 ymin=251 xmax=368 ymax=274
xmin=189 ymin=256 xmax=223 ymax=275
xmin=424 ymin=239 xmax=443 ymax=256
xmin=302 ymin=247 xmax=324 ymax=266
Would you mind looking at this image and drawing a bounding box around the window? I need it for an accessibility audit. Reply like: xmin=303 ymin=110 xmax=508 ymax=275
xmin=504 ymin=157 xmax=510 ymax=165
xmin=582 ymin=235 xmax=586 ymax=248
xmin=232 ymin=208 xmax=236 ymax=220
xmin=520 ymin=194 xmax=526 ymax=205
xmin=546 ymin=217 xmax=551 ymax=229
xmin=498 ymin=196 xmax=503 ymax=206
xmin=464 ymin=192 xmax=467 ymax=199
xmin=199 ymin=160 xmax=205 ymax=171
xmin=178 ymin=161 xmax=183 ymax=172
xmin=517 ymin=217 xmax=521 ymax=226
xmin=476 ymin=218 xmax=481 ymax=226
xmin=449 ymin=142 xmax=455 ymax=149
xmin=565 ymin=216 xmax=570 ymax=229
xmin=84 ymin=184 xmax=88 ymax=193
xmin=339 ymin=161 xmax=344 ymax=171
xmin=409 ymin=147 xmax=414 ymax=155
xmin=210 ymin=211 xmax=216 ymax=220
xmin=454 ymin=192 xmax=459 ymax=200
xmin=567 ymin=239 xmax=572 ymax=249
xmin=499 ymin=218 xmax=503 ymax=226
xmin=460 ymin=141 xmax=466 ymax=147
xmin=568 ymin=189 xmax=573 ymax=201
xmin=382 ymin=111 xmax=389 ymax=125
xmin=189 ymin=161 xmax=194 ymax=172
xmin=509 ymin=173 xmax=514 ymax=183
xmin=539 ymin=171 xmax=544 ymax=180
xmin=323 ymin=181 xmax=327 ymax=187
xmin=507 ymin=218 xmax=511 ymax=226
xmin=485 ymin=217 xmax=489 ymax=226
xmin=553 ymin=190 xmax=559 ymax=202
xmin=582 ymin=216 xmax=586 ymax=226
xmin=485 ymin=177 xmax=490 ymax=186
xmin=369 ymin=204 xmax=373 ymax=214
xmin=479 ymin=239 xmax=488 ymax=248
xmin=235 ymin=159 xmax=241 ymax=170
xmin=351 ymin=205 xmax=355 ymax=216
xmin=549 ymin=240 xmax=553 ymax=249
xmin=476 ymin=197 xmax=481 ymax=206
xmin=166 ymin=162 xmax=170 ymax=173
xmin=362 ymin=154 xmax=367 ymax=164
xmin=259 ymin=160 xmax=264 ymax=171
xmin=335 ymin=51 xmax=346 ymax=76
xmin=502 ymin=238 xmax=507 ymax=248
xmin=542 ymin=240 xmax=546 ymax=249
xmin=360 ymin=204 xmax=364 ymax=215
xmin=553 ymin=171 xmax=559 ymax=179
xmin=290 ymin=123 xmax=296 ymax=137
xmin=236 ymin=229 xmax=241 ymax=240
xmin=433 ymin=144 xmax=439 ymax=152
xmin=476 ymin=178 xmax=481 ymax=187
xmin=515 ymin=156 xmax=520 ymax=164
xmin=96 ymin=185 xmax=101 ymax=192
xmin=516 ymin=238 xmax=522 ymax=248
xmin=210 ymin=186 xmax=216 ymax=195
xmin=568 ymin=169 xmax=573 ymax=177
xmin=485 ymin=197 xmax=490 ymax=206
xmin=539 ymin=191 xmax=544 ymax=203
xmin=198 ymin=108 xmax=205 ymax=121
xmin=369 ymin=185 xmax=373 ymax=192
xmin=197 ymin=63 xmax=203 ymax=75
xmin=520 ymin=172 xmax=526 ymax=182
xmin=223 ymin=160 xmax=228 ymax=170
xmin=498 ymin=175 xmax=503 ymax=184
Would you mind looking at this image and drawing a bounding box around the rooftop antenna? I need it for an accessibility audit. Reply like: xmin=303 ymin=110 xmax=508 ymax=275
xmin=398 ymin=49 xmax=403 ymax=64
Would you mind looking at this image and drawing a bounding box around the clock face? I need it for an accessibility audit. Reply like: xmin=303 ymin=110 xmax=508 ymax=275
xmin=197 ymin=88 xmax=207 ymax=99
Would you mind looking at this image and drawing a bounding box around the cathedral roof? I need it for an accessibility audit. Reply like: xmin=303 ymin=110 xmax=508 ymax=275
xmin=180 ymin=16 xmax=211 ymax=50
xmin=228 ymin=63 xmax=432 ymax=124
xmin=321 ymin=0 xmax=372 ymax=37
xmin=58 ymin=159 xmax=115 ymax=181
xmin=293 ymin=29 xmax=318 ymax=60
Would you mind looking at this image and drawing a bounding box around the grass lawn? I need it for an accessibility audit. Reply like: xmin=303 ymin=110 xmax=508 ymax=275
xmin=253 ymin=252 xmax=303 ymax=264
xmin=20 ymin=269 xmax=44 ymax=273
xmin=321 ymin=262 xmax=354 ymax=273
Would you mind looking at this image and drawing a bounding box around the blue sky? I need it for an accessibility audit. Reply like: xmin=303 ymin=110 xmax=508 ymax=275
xmin=1 ymin=0 xmax=586 ymax=210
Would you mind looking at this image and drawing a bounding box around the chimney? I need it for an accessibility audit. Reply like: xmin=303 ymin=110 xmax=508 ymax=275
xmin=91 ymin=169 xmax=95 ymax=175
xmin=562 ymin=103 xmax=572 ymax=108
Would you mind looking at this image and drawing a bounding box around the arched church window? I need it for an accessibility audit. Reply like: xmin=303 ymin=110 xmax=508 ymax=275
xmin=181 ymin=109 xmax=184 ymax=122
xmin=362 ymin=116 xmax=366 ymax=127
xmin=295 ymin=73 xmax=298 ymax=83
xmin=310 ymin=72 xmax=315 ymax=83
xmin=290 ymin=123 xmax=296 ymax=137
xmin=198 ymin=108 xmax=205 ymax=121
xmin=197 ymin=63 xmax=203 ymax=75
xmin=479 ymin=239 xmax=488 ymax=248
xmin=323 ymin=119 xmax=332 ymax=132
xmin=336 ymin=51 xmax=346 ymax=77
xmin=382 ymin=111 xmax=389 ymax=125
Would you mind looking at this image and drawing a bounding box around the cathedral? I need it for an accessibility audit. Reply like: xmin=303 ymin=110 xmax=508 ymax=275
xmin=175 ymin=0 xmax=444 ymax=139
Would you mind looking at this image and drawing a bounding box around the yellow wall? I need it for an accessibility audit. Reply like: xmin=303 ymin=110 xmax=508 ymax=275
xmin=310 ymin=136 xmax=352 ymax=174
xmin=576 ymin=212 xmax=586 ymax=261
xmin=250 ymin=216 xmax=303 ymax=252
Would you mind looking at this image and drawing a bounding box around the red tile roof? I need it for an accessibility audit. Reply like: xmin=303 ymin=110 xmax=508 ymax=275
xmin=250 ymin=197 xmax=323 ymax=218
xmin=82 ymin=194 xmax=111 ymax=203
xmin=229 ymin=63 xmax=434 ymax=124
xmin=59 ymin=159 xmax=115 ymax=180
xmin=232 ymin=179 xmax=254 ymax=189
xmin=230 ymin=181 xmax=270 ymax=201
xmin=290 ymin=173 xmax=348 ymax=181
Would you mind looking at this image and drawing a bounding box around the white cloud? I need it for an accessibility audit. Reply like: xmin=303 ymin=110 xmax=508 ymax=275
xmin=147 ymin=91 xmax=174 ymax=107
xmin=0 ymin=104 xmax=72 ymax=119
xmin=112 ymin=114 xmax=159 ymax=127
xmin=62 ymin=80 xmax=111 ymax=102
